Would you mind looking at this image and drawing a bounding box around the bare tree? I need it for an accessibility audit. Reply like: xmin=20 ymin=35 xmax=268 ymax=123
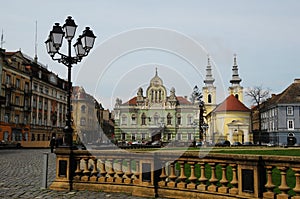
xmin=246 ymin=86 xmax=270 ymax=145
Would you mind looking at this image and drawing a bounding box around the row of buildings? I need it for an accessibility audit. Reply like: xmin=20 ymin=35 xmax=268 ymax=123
xmin=0 ymin=48 xmax=112 ymax=147
xmin=113 ymin=55 xmax=300 ymax=146
xmin=1 ymin=46 xmax=299 ymax=147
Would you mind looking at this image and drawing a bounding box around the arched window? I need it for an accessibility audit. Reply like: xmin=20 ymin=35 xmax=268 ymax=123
xmin=167 ymin=113 xmax=172 ymax=125
xmin=121 ymin=115 xmax=127 ymax=125
xmin=80 ymin=117 xmax=86 ymax=126
xmin=131 ymin=114 xmax=136 ymax=125
xmin=154 ymin=113 xmax=159 ymax=125
xmin=141 ymin=113 xmax=146 ymax=125
xmin=208 ymin=94 xmax=212 ymax=103
xmin=187 ymin=115 xmax=192 ymax=125
xmin=235 ymin=94 xmax=239 ymax=100
xmin=177 ymin=114 xmax=181 ymax=125
xmin=81 ymin=105 xmax=86 ymax=113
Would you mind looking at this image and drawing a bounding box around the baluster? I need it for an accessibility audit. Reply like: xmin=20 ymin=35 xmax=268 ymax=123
xmin=158 ymin=161 xmax=167 ymax=187
xmin=124 ymin=159 xmax=133 ymax=184
xmin=133 ymin=160 xmax=140 ymax=185
xmin=115 ymin=159 xmax=124 ymax=183
xmin=74 ymin=157 xmax=82 ymax=181
xmin=197 ymin=162 xmax=208 ymax=191
xmin=90 ymin=158 xmax=98 ymax=181
xmin=81 ymin=158 xmax=91 ymax=181
xmin=107 ymin=159 xmax=115 ymax=183
xmin=98 ymin=159 xmax=107 ymax=183
xmin=187 ymin=162 xmax=197 ymax=189
xmin=263 ymin=165 xmax=276 ymax=199
xmin=177 ymin=161 xmax=187 ymax=188
xmin=218 ymin=164 xmax=229 ymax=193
xmin=277 ymin=166 xmax=290 ymax=199
xmin=207 ymin=163 xmax=218 ymax=192
xmin=229 ymin=164 xmax=238 ymax=195
xmin=293 ymin=168 xmax=300 ymax=199
xmin=167 ymin=161 xmax=177 ymax=188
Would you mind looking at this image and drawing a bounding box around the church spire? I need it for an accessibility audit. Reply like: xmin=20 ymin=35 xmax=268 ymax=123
xmin=204 ymin=54 xmax=215 ymax=86
xmin=230 ymin=54 xmax=242 ymax=86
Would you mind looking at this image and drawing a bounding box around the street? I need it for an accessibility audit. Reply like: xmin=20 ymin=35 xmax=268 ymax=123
xmin=0 ymin=149 xmax=149 ymax=199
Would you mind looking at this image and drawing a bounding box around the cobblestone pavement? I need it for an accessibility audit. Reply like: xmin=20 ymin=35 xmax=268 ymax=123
xmin=0 ymin=149 xmax=160 ymax=199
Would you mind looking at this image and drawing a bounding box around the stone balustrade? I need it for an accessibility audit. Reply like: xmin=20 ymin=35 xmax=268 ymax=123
xmin=50 ymin=148 xmax=300 ymax=199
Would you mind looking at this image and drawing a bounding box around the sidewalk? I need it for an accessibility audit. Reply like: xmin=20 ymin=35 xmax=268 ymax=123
xmin=0 ymin=149 xmax=153 ymax=199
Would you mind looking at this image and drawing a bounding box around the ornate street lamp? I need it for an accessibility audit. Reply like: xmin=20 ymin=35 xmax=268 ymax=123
xmin=45 ymin=16 xmax=96 ymax=148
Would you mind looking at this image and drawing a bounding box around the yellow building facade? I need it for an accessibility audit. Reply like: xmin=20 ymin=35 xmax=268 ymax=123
xmin=203 ymin=55 xmax=252 ymax=144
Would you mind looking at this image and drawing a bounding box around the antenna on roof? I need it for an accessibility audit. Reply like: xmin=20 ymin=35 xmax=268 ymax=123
xmin=34 ymin=20 xmax=38 ymax=63
xmin=1 ymin=29 xmax=5 ymax=49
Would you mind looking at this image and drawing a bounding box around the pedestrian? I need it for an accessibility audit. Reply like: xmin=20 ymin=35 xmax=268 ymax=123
xmin=50 ymin=137 xmax=56 ymax=153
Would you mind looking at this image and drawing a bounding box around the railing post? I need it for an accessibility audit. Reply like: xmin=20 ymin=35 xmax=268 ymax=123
xmin=187 ymin=162 xmax=197 ymax=189
xmin=167 ymin=161 xmax=177 ymax=188
xmin=263 ymin=165 xmax=275 ymax=199
xmin=124 ymin=159 xmax=133 ymax=184
xmin=277 ymin=166 xmax=290 ymax=199
xmin=177 ymin=161 xmax=187 ymax=188
xmin=197 ymin=162 xmax=208 ymax=191
xmin=81 ymin=158 xmax=91 ymax=181
xmin=292 ymin=168 xmax=300 ymax=199
xmin=219 ymin=163 xmax=229 ymax=193
xmin=98 ymin=159 xmax=107 ymax=183
xmin=208 ymin=163 xmax=218 ymax=192
xmin=115 ymin=159 xmax=124 ymax=183
xmin=90 ymin=158 xmax=98 ymax=181
xmin=107 ymin=159 xmax=115 ymax=183
xmin=158 ymin=161 xmax=167 ymax=187
xmin=229 ymin=164 xmax=238 ymax=195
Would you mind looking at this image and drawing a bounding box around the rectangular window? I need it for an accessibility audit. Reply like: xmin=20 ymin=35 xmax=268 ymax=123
xmin=287 ymin=106 xmax=294 ymax=115
xmin=131 ymin=134 xmax=136 ymax=141
xmin=287 ymin=120 xmax=294 ymax=130
xmin=121 ymin=115 xmax=127 ymax=125
xmin=15 ymin=115 xmax=19 ymax=124
xmin=15 ymin=96 xmax=20 ymax=105
xmin=176 ymin=133 xmax=182 ymax=140
xmin=188 ymin=133 xmax=192 ymax=140
xmin=16 ymin=78 xmax=20 ymax=88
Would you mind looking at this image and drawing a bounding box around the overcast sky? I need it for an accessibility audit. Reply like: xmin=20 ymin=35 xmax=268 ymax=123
xmin=1 ymin=0 xmax=300 ymax=110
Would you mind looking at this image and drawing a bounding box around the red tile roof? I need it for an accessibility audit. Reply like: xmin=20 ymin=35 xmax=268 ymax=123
xmin=176 ymin=96 xmax=192 ymax=105
xmin=213 ymin=95 xmax=250 ymax=112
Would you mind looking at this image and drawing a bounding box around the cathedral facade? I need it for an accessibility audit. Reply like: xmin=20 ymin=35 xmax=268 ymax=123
xmin=114 ymin=69 xmax=199 ymax=143
xmin=114 ymin=55 xmax=252 ymax=145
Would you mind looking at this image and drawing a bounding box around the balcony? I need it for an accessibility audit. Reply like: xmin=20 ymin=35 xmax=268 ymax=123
xmin=50 ymin=149 xmax=300 ymax=199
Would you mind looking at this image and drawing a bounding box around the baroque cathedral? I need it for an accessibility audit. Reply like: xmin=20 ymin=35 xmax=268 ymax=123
xmin=113 ymin=55 xmax=252 ymax=144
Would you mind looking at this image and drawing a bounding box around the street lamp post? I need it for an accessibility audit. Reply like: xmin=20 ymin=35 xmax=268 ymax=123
xmin=45 ymin=16 xmax=96 ymax=148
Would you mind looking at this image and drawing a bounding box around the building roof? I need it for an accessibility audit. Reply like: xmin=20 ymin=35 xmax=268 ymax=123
xmin=213 ymin=94 xmax=250 ymax=112
xmin=123 ymin=96 xmax=192 ymax=106
xmin=176 ymin=96 xmax=192 ymax=105
xmin=269 ymin=79 xmax=300 ymax=104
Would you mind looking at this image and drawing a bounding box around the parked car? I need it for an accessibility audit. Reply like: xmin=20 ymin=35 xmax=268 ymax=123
xmin=215 ymin=140 xmax=231 ymax=147
xmin=131 ymin=141 xmax=142 ymax=146
xmin=151 ymin=140 xmax=161 ymax=146
xmin=232 ymin=141 xmax=242 ymax=146
xmin=243 ymin=142 xmax=253 ymax=146
xmin=0 ymin=140 xmax=21 ymax=149
xmin=196 ymin=142 xmax=202 ymax=147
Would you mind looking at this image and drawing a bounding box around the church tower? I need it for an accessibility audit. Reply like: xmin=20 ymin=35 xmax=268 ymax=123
xmin=202 ymin=55 xmax=217 ymax=114
xmin=228 ymin=54 xmax=243 ymax=102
